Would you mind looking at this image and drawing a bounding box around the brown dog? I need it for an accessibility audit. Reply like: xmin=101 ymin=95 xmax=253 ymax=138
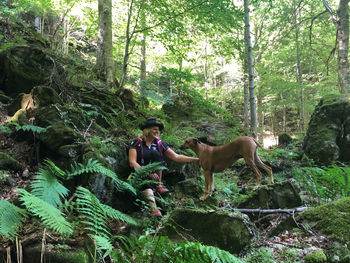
xmin=181 ymin=136 xmax=277 ymax=200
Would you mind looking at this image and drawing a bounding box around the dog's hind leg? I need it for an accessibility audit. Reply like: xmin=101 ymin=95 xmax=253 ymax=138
xmin=254 ymin=151 xmax=274 ymax=184
xmin=244 ymin=156 xmax=263 ymax=190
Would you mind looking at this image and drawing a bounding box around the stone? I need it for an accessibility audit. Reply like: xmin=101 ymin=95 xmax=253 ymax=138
xmin=237 ymin=181 xmax=302 ymax=209
xmin=161 ymin=208 xmax=254 ymax=254
xmin=303 ymin=95 xmax=350 ymax=164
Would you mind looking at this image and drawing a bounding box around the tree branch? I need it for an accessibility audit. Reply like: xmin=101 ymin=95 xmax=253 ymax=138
xmin=134 ymin=0 xmax=209 ymax=34
xmin=233 ymin=206 xmax=309 ymax=214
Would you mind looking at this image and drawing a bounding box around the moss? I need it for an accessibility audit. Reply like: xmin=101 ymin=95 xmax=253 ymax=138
xmin=162 ymin=208 xmax=253 ymax=254
xmin=304 ymin=249 xmax=327 ymax=263
xmin=301 ymin=197 xmax=350 ymax=243
xmin=37 ymin=122 xmax=83 ymax=151
xmin=23 ymin=245 xmax=89 ymax=263
xmin=31 ymin=86 xmax=63 ymax=106
xmin=0 ymin=152 xmax=21 ymax=170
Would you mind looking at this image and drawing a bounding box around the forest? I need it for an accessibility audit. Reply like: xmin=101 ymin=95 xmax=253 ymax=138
xmin=0 ymin=0 xmax=350 ymax=262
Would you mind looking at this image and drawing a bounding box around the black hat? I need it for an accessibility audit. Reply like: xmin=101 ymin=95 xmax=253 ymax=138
xmin=140 ymin=118 xmax=164 ymax=131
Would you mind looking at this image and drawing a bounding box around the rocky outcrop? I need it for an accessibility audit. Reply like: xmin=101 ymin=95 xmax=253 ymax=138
xmin=161 ymin=208 xmax=254 ymax=254
xmin=237 ymin=181 xmax=302 ymax=209
xmin=0 ymin=46 xmax=54 ymax=96
xmin=303 ymin=95 xmax=350 ymax=165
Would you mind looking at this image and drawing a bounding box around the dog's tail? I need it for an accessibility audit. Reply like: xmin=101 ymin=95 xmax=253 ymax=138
xmin=253 ymin=138 xmax=281 ymax=151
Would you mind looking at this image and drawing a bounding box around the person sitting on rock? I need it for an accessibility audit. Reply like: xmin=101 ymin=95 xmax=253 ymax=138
xmin=128 ymin=118 xmax=199 ymax=217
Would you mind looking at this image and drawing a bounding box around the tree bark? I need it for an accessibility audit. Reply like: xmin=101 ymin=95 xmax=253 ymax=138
xmin=97 ymin=0 xmax=115 ymax=89
xmin=294 ymin=3 xmax=305 ymax=131
xmin=244 ymin=0 xmax=257 ymax=137
xmin=323 ymin=0 xmax=350 ymax=94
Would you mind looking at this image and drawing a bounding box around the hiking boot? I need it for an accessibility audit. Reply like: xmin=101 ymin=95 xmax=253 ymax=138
xmin=156 ymin=184 xmax=169 ymax=195
xmin=151 ymin=208 xmax=162 ymax=218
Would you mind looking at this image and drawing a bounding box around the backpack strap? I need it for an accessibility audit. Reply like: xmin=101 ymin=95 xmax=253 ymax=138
xmin=135 ymin=137 xmax=144 ymax=165
xmin=157 ymin=139 xmax=164 ymax=156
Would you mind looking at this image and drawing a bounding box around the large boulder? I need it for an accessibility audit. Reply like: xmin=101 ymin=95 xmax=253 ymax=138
xmin=303 ymin=95 xmax=350 ymax=165
xmin=37 ymin=122 xmax=83 ymax=152
xmin=301 ymin=197 xmax=350 ymax=245
xmin=237 ymin=181 xmax=302 ymax=209
xmin=0 ymin=46 xmax=53 ymax=96
xmin=161 ymin=208 xmax=254 ymax=254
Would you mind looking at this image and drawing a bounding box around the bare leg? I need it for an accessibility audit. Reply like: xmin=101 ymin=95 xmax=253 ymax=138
xmin=143 ymin=188 xmax=161 ymax=217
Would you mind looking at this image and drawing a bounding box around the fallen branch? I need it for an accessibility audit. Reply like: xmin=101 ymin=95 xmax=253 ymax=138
xmin=233 ymin=206 xmax=309 ymax=214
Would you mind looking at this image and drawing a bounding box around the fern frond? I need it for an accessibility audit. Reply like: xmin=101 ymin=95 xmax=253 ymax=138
xmin=101 ymin=204 xmax=137 ymax=225
xmin=68 ymin=159 xmax=136 ymax=195
xmin=92 ymin=235 xmax=113 ymax=259
xmin=75 ymin=186 xmax=110 ymax=239
xmin=15 ymin=124 xmax=50 ymax=134
xmin=43 ymin=159 xmax=66 ymax=178
xmin=17 ymin=188 xmax=73 ymax=236
xmin=31 ymin=166 xmax=69 ymax=208
xmin=0 ymin=200 xmax=26 ymax=239
xmin=128 ymin=162 xmax=167 ymax=192
xmin=176 ymin=242 xmax=242 ymax=263
xmin=134 ymin=162 xmax=167 ymax=178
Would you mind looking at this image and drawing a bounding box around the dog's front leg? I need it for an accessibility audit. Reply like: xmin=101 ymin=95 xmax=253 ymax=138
xmin=200 ymin=171 xmax=212 ymax=201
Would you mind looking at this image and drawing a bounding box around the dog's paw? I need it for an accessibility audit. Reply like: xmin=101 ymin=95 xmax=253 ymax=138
xmin=200 ymin=195 xmax=208 ymax=201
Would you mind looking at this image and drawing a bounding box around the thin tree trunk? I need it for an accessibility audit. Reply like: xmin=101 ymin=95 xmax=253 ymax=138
xmin=140 ymin=8 xmax=146 ymax=97
xmin=323 ymin=0 xmax=350 ymax=94
xmin=244 ymin=0 xmax=257 ymax=137
xmin=97 ymin=0 xmax=115 ymax=89
xmin=294 ymin=3 xmax=304 ymax=131
xmin=204 ymin=39 xmax=209 ymax=100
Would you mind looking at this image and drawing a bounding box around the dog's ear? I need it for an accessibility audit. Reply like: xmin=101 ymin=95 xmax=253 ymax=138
xmin=193 ymin=138 xmax=201 ymax=144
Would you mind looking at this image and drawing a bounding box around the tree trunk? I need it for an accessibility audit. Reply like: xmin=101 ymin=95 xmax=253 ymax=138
xmin=244 ymin=0 xmax=257 ymax=137
xmin=140 ymin=8 xmax=146 ymax=98
xmin=294 ymin=3 xmax=305 ymax=131
xmin=323 ymin=0 xmax=350 ymax=94
xmin=337 ymin=0 xmax=350 ymax=94
xmin=97 ymin=0 xmax=115 ymax=89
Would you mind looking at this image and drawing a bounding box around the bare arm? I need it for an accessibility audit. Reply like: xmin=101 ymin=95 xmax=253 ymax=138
xmin=165 ymin=148 xmax=199 ymax=163
xmin=129 ymin=148 xmax=141 ymax=169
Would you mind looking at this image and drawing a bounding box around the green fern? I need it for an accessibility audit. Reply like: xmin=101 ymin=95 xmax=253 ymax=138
xmin=175 ymin=242 xmax=242 ymax=263
xmin=68 ymin=159 xmax=136 ymax=195
xmin=113 ymin=234 xmax=242 ymax=263
xmin=0 ymin=200 xmax=26 ymax=239
xmin=31 ymin=161 xmax=69 ymax=207
xmin=128 ymin=162 xmax=167 ymax=192
xmin=101 ymin=204 xmax=137 ymax=225
xmin=14 ymin=123 xmax=50 ymax=134
xmin=0 ymin=125 xmax=12 ymax=133
xmin=92 ymin=234 xmax=114 ymax=259
xmin=75 ymin=186 xmax=109 ymax=238
xmin=17 ymin=188 xmax=73 ymax=236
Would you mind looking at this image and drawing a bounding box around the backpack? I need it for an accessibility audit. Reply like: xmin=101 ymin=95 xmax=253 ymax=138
xmin=128 ymin=138 xmax=164 ymax=165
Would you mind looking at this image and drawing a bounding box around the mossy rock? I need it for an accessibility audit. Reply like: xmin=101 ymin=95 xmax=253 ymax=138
xmin=161 ymin=208 xmax=254 ymax=254
xmin=237 ymin=181 xmax=302 ymax=209
xmin=304 ymin=249 xmax=327 ymax=263
xmin=0 ymin=152 xmax=22 ymax=171
xmin=278 ymin=132 xmax=293 ymax=146
xmin=0 ymin=46 xmax=53 ymax=96
xmin=0 ymin=93 xmax=11 ymax=103
xmin=303 ymin=94 xmax=350 ymax=164
xmin=32 ymin=105 xmax=65 ymax=127
xmin=31 ymin=85 xmax=63 ymax=106
xmin=37 ymin=122 xmax=83 ymax=152
xmin=23 ymin=245 xmax=89 ymax=263
xmin=301 ymin=197 xmax=350 ymax=244
xmin=174 ymin=178 xmax=203 ymax=198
